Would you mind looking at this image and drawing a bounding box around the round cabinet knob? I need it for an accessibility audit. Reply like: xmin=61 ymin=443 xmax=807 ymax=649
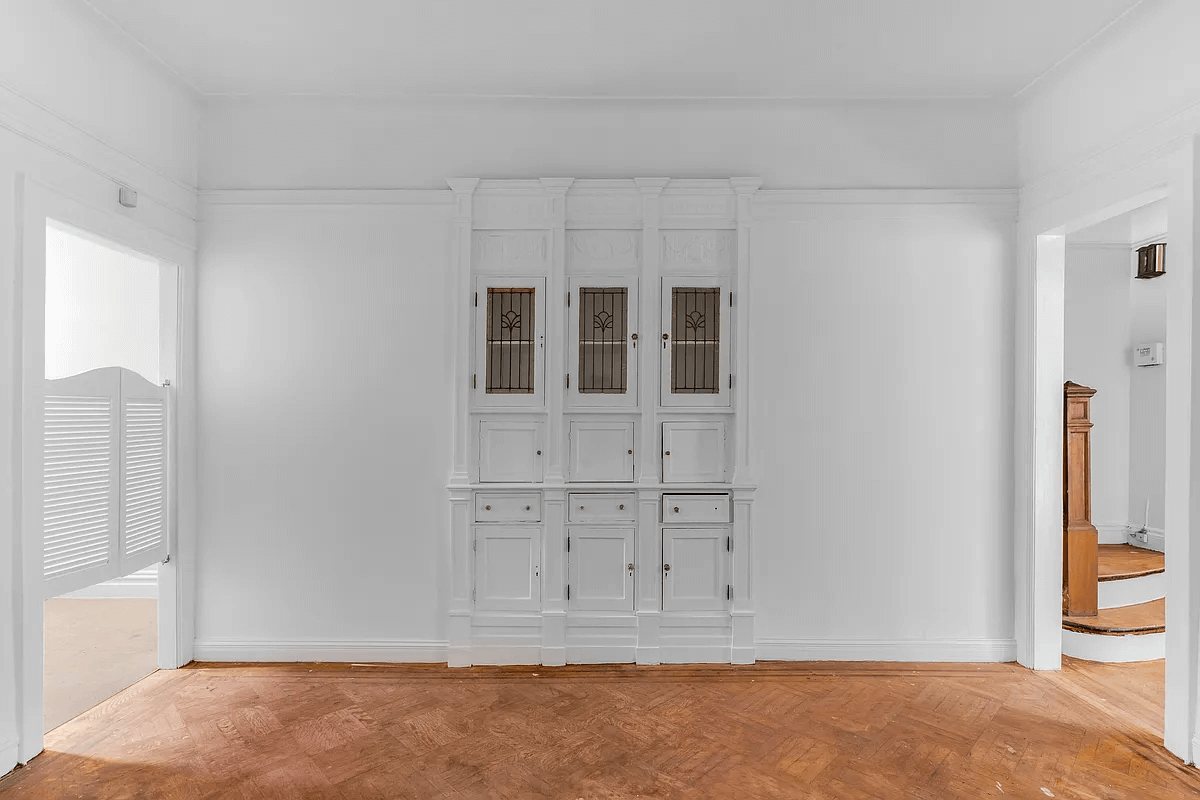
xmin=525 ymin=506 xmax=531 ymax=511
xmin=664 ymin=564 xmax=671 ymax=572
xmin=536 ymin=450 xmax=541 ymax=455
xmin=674 ymin=507 xmax=680 ymax=513
xmin=485 ymin=505 xmax=492 ymax=511
xmin=580 ymin=505 xmax=585 ymax=510
xmin=662 ymin=333 xmax=669 ymax=340
xmin=628 ymin=449 xmax=633 ymax=455
xmin=631 ymin=333 xmax=638 ymax=341
xmin=618 ymin=504 xmax=625 ymax=510
xmin=665 ymin=451 xmax=671 ymax=456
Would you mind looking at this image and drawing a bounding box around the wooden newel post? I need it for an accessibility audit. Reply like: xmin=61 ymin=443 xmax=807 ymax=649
xmin=1063 ymin=381 xmax=1098 ymax=617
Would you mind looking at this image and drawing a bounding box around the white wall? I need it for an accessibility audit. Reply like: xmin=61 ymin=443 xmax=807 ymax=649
xmin=1129 ymin=253 xmax=1168 ymax=535
xmin=194 ymin=192 xmax=1017 ymax=660
xmin=194 ymin=202 xmax=452 ymax=652
xmin=0 ymin=0 xmax=198 ymax=771
xmin=200 ymin=97 xmax=1016 ymax=190
xmin=1064 ymin=244 xmax=1132 ymax=532
xmin=751 ymin=204 xmax=1015 ymax=652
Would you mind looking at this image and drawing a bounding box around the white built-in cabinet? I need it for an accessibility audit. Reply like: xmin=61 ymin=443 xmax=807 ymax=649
xmin=447 ymin=178 xmax=759 ymax=667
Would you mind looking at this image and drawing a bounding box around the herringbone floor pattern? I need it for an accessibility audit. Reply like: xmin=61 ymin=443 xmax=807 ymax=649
xmin=2 ymin=658 xmax=1196 ymax=799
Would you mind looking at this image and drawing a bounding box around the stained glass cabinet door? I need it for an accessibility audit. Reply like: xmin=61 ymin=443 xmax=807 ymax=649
xmin=474 ymin=276 xmax=547 ymax=408
xmin=660 ymin=276 xmax=732 ymax=407
xmin=567 ymin=277 xmax=639 ymax=408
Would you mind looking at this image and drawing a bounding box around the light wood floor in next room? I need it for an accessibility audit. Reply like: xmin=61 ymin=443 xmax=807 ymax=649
xmin=1 ymin=657 xmax=1195 ymax=799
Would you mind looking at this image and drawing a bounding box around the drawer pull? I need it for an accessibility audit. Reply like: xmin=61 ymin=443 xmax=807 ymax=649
xmin=580 ymin=505 xmax=585 ymax=510
xmin=536 ymin=450 xmax=541 ymax=455
xmin=674 ymin=507 xmax=680 ymax=513
xmin=526 ymin=506 xmax=531 ymax=511
xmin=665 ymin=451 xmax=670 ymax=456
xmin=664 ymin=564 xmax=671 ymax=572
xmin=628 ymin=450 xmax=633 ymax=454
xmin=619 ymin=504 xmax=625 ymax=510
xmin=485 ymin=505 xmax=492 ymax=511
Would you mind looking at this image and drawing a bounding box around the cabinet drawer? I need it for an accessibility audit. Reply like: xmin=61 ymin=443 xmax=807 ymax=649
xmin=569 ymin=493 xmax=637 ymax=523
xmin=662 ymin=494 xmax=730 ymax=523
xmin=476 ymin=493 xmax=541 ymax=522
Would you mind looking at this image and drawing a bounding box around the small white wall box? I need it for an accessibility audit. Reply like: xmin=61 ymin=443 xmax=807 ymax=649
xmin=118 ymin=186 xmax=138 ymax=208
xmin=1135 ymin=342 xmax=1164 ymax=367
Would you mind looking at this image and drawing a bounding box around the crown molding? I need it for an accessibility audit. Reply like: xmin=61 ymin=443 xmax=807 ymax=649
xmin=0 ymin=80 xmax=196 ymax=220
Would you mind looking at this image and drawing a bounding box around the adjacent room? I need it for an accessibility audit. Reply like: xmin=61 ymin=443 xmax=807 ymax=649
xmin=2 ymin=1 xmax=1200 ymax=797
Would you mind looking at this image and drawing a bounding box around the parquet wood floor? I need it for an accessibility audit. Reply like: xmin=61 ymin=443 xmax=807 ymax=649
xmin=2 ymin=657 xmax=1196 ymax=799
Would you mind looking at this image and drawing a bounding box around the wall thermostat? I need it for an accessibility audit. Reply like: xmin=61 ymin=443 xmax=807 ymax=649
xmin=1135 ymin=342 xmax=1164 ymax=367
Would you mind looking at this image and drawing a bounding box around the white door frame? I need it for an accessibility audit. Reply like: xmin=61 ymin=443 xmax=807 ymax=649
xmin=1015 ymin=137 xmax=1198 ymax=764
xmin=14 ymin=176 xmax=197 ymax=763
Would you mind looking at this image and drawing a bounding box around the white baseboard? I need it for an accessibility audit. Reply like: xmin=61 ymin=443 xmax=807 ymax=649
xmin=756 ymin=638 xmax=1018 ymax=663
xmin=0 ymin=736 xmax=18 ymax=776
xmin=1062 ymin=629 xmax=1165 ymax=663
xmin=1113 ymin=523 xmax=1166 ymax=553
xmin=192 ymin=639 xmax=447 ymax=663
xmin=1096 ymin=523 xmax=1129 ymax=545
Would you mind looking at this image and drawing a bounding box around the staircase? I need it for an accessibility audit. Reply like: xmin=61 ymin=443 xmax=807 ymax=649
xmin=1062 ymin=544 xmax=1165 ymax=663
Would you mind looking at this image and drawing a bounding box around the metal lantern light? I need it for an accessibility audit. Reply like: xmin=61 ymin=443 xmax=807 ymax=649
xmin=1136 ymin=242 xmax=1166 ymax=279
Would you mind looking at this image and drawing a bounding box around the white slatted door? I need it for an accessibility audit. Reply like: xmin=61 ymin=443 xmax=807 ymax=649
xmin=42 ymin=367 xmax=169 ymax=598
xmin=43 ymin=368 xmax=121 ymax=598
xmin=120 ymin=370 xmax=169 ymax=573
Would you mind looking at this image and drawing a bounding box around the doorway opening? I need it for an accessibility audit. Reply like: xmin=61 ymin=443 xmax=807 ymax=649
xmin=1058 ymin=199 xmax=1169 ymax=734
xmin=41 ymin=221 xmax=174 ymax=733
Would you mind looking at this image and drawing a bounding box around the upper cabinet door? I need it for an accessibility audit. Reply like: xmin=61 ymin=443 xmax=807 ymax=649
xmin=474 ymin=277 xmax=546 ymax=408
xmin=567 ymin=277 xmax=639 ymax=408
xmin=660 ymin=276 xmax=732 ymax=407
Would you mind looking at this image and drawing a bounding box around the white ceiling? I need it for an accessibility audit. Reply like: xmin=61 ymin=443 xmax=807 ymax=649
xmin=83 ymin=0 xmax=1144 ymax=99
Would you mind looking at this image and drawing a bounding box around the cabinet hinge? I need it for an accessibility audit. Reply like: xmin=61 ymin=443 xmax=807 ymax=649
xmin=727 ymin=585 xmax=732 ymax=601
xmin=730 ymin=291 xmax=734 ymax=306
xmin=473 ymin=538 xmax=476 ymax=551
xmin=566 ymin=374 xmax=570 ymax=389
xmin=729 ymin=374 xmax=733 ymax=389
xmin=474 ymin=292 xmax=478 ymax=307
xmin=567 ymin=585 xmax=571 ymax=600
xmin=727 ymin=536 xmax=731 ymax=552
xmin=473 ymin=374 xmax=477 ymax=389
xmin=567 ymin=536 xmax=571 ymax=552
xmin=567 ymin=292 xmax=571 ymax=308
xmin=472 ymin=588 xmax=476 ymax=601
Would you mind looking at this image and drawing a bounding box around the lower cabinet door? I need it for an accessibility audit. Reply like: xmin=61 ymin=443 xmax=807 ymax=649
xmin=661 ymin=528 xmax=729 ymax=612
xmin=568 ymin=527 xmax=635 ymax=612
xmin=474 ymin=526 xmax=541 ymax=611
